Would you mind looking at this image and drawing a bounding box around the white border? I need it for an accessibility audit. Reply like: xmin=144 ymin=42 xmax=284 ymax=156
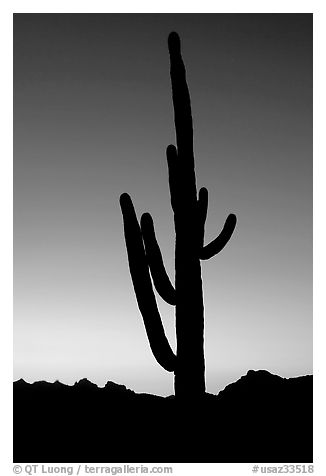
xmin=2 ymin=2 xmax=324 ymax=474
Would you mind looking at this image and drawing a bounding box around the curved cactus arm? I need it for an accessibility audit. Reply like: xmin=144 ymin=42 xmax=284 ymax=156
xmin=120 ymin=193 xmax=176 ymax=372
xmin=200 ymin=213 xmax=237 ymax=260
xmin=197 ymin=187 xmax=208 ymax=248
xmin=140 ymin=213 xmax=176 ymax=306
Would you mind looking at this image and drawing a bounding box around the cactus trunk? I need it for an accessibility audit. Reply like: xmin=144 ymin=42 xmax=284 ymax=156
xmin=120 ymin=32 xmax=237 ymax=399
xmin=175 ymin=241 xmax=205 ymax=397
xmin=168 ymin=32 xmax=205 ymax=397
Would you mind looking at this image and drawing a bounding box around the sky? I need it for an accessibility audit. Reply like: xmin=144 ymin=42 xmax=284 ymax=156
xmin=14 ymin=13 xmax=312 ymax=396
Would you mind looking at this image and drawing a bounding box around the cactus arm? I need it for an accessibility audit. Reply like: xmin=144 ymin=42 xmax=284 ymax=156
xmin=140 ymin=213 xmax=176 ymax=306
xmin=197 ymin=187 xmax=208 ymax=249
xmin=120 ymin=193 xmax=176 ymax=372
xmin=200 ymin=213 xmax=237 ymax=260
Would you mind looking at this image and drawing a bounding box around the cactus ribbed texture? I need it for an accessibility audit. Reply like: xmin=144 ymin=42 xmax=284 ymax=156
xmin=120 ymin=32 xmax=237 ymax=398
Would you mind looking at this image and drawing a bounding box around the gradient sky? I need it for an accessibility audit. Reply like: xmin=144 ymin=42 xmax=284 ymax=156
xmin=14 ymin=13 xmax=312 ymax=396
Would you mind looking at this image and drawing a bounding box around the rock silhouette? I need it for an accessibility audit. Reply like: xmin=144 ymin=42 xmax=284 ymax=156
xmin=120 ymin=32 xmax=236 ymax=398
xmin=13 ymin=370 xmax=312 ymax=463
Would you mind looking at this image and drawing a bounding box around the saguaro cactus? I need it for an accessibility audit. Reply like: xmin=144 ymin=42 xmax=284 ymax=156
xmin=120 ymin=32 xmax=236 ymax=398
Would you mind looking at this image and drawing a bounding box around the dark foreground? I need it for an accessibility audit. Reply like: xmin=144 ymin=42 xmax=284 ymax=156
xmin=13 ymin=370 xmax=312 ymax=463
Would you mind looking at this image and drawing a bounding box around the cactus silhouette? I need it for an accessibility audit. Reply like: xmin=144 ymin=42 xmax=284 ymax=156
xmin=120 ymin=32 xmax=237 ymax=398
